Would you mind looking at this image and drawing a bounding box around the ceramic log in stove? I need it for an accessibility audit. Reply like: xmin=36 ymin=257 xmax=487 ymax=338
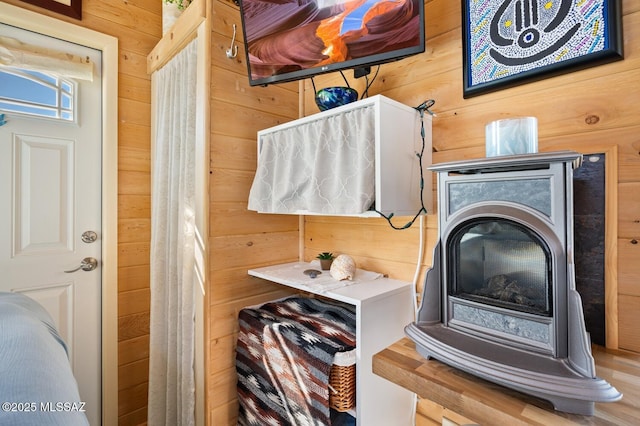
xmin=405 ymin=151 xmax=621 ymax=415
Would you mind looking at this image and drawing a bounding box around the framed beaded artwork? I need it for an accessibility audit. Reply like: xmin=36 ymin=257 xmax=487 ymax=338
xmin=462 ymin=0 xmax=623 ymax=98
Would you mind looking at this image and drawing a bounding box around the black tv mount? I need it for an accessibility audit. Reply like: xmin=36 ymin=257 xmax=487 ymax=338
xmin=354 ymin=66 xmax=371 ymax=79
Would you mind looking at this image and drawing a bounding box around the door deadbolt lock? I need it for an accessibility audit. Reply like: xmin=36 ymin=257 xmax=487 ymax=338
xmin=64 ymin=257 xmax=98 ymax=273
xmin=81 ymin=231 xmax=98 ymax=243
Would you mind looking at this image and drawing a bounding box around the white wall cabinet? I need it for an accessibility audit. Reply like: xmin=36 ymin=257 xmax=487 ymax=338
xmin=248 ymin=95 xmax=432 ymax=217
xmin=248 ymin=261 xmax=415 ymax=425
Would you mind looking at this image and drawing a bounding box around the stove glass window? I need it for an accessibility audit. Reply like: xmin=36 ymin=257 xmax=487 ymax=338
xmin=449 ymin=218 xmax=552 ymax=316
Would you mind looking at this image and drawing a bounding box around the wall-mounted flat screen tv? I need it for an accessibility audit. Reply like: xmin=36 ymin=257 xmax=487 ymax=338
xmin=238 ymin=0 xmax=425 ymax=87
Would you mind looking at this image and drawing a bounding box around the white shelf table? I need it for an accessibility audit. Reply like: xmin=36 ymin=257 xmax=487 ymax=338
xmin=248 ymin=261 xmax=415 ymax=425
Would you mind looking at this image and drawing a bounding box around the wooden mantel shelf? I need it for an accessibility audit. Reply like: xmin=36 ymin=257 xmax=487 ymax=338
xmin=373 ymin=337 xmax=640 ymax=425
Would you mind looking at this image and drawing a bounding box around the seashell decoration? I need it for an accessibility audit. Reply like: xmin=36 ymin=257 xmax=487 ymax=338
xmin=330 ymin=254 xmax=356 ymax=281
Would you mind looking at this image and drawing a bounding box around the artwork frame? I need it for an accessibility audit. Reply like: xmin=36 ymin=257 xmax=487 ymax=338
xmin=20 ymin=0 xmax=82 ymax=20
xmin=461 ymin=0 xmax=623 ymax=98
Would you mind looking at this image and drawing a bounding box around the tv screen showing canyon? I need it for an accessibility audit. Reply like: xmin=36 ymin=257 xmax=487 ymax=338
xmin=239 ymin=0 xmax=424 ymax=85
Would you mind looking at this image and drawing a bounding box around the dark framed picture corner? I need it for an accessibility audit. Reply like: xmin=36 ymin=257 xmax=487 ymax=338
xmin=461 ymin=0 xmax=623 ymax=98
xmin=20 ymin=0 xmax=82 ymax=20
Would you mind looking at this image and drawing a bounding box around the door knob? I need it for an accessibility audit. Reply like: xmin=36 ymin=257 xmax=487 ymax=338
xmin=64 ymin=257 xmax=98 ymax=273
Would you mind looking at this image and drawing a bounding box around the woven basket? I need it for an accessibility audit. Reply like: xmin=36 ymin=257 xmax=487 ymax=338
xmin=329 ymin=363 xmax=356 ymax=412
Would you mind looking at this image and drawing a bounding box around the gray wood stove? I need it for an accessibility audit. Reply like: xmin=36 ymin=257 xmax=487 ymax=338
xmin=405 ymin=151 xmax=621 ymax=415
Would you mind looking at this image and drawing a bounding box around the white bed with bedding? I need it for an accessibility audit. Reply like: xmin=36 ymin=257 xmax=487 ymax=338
xmin=0 ymin=292 xmax=89 ymax=426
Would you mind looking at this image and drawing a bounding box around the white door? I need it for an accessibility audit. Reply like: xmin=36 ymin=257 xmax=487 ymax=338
xmin=0 ymin=23 xmax=102 ymax=425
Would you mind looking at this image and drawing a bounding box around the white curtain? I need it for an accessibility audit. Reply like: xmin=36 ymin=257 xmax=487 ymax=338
xmin=148 ymin=38 xmax=198 ymax=426
xmin=247 ymin=105 xmax=376 ymax=214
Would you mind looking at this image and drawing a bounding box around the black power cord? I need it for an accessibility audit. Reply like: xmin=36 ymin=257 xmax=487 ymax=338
xmin=359 ymin=65 xmax=380 ymax=100
xmin=375 ymin=99 xmax=436 ymax=230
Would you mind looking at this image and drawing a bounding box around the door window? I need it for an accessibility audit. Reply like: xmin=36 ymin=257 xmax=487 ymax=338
xmin=0 ymin=68 xmax=75 ymax=122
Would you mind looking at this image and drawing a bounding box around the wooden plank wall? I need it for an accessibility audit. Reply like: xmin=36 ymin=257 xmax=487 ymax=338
xmin=211 ymin=0 xmax=640 ymax=424
xmin=6 ymin=0 xmax=639 ymax=425
xmin=2 ymin=0 xmax=160 ymax=424
xmin=207 ymin=1 xmax=300 ymax=423
xmin=299 ymin=0 xmax=640 ymax=423
xmin=303 ymin=0 xmax=640 ymax=343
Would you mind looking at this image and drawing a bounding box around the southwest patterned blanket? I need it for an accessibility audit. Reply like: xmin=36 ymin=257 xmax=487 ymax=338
xmin=236 ymin=297 xmax=356 ymax=426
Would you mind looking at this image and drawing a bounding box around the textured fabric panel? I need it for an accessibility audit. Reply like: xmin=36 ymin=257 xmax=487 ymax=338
xmin=248 ymin=105 xmax=375 ymax=214
xmin=148 ymin=38 xmax=198 ymax=426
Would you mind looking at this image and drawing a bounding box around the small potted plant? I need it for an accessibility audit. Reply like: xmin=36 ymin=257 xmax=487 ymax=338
xmin=162 ymin=0 xmax=191 ymax=34
xmin=164 ymin=0 xmax=191 ymax=10
xmin=316 ymin=252 xmax=335 ymax=270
